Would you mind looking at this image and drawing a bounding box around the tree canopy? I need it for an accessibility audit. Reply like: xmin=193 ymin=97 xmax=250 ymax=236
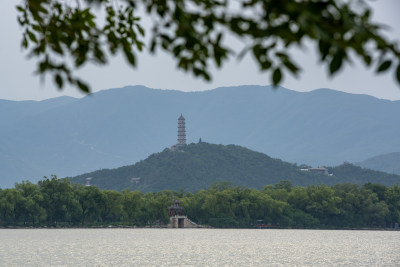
xmin=1 ymin=176 xmax=399 ymax=228
xmin=17 ymin=0 xmax=400 ymax=92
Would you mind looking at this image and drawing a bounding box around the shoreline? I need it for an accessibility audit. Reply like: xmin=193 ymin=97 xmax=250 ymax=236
xmin=1 ymin=225 xmax=398 ymax=231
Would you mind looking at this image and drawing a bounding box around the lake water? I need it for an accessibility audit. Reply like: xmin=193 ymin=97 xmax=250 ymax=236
xmin=0 ymin=229 xmax=398 ymax=266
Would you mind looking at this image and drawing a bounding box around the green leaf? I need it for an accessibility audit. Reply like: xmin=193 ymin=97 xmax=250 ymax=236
xmin=275 ymin=52 xmax=288 ymax=59
xmin=16 ymin=6 xmax=25 ymax=12
xmin=283 ymin=60 xmax=299 ymax=74
xmin=362 ymin=54 xmax=372 ymax=66
xmin=136 ymin=40 xmax=144 ymax=52
xmin=32 ymin=24 xmax=42 ymax=32
xmin=377 ymin=60 xmax=392 ymax=73
xmin=136 ymin=24 xmax=145 ymax=36
xmin=124 ymin=50 xmax=136 ymax=66
xmin=318 ymin=41 xmax=330 ymax=60
xmin=76 ymin=80 xmax=90 ymax=93
xmin=27 ymin=31 xmax=37 ymax=43
xmin=272 ymin=68 xmax=282 ymax=85
xmin=150 ymin=39 xmax=156 ymax=53
xmin=329 ymin=54 xmax=343 ymax=75
xmin=55 ymin=74 xmax=63 ymax=88
xmin=22 ymin=36 xmax=28 ymax=48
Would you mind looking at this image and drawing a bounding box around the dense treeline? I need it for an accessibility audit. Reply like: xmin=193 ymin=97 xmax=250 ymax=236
xmin=1 ymin=176 xmax=399 ymax=229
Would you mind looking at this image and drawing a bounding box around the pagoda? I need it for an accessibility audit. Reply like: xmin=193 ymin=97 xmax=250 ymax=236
xmin=168 ymin=198 xmax=184 ymax=217
xmin=171 ymin=114 xmax=187 ymax=150
xmin=177 ymin=114 xmax=186 ymax=146
xmin=167 ymin=198 xmax=200 ymax=228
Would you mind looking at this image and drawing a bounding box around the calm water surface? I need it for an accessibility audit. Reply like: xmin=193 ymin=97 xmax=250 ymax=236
xmin=0 ymin=229 xmax=398 ymax=266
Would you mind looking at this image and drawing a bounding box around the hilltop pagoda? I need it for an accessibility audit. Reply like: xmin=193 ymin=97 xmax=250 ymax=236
xmin=177 ymin=114 xmax=186 ymax=146
xmin=171 ymin=114 xmax=186 ymax=150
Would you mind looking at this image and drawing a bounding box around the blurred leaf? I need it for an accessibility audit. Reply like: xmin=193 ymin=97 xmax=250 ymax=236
xmin=124 ymin=50 xmax=136 ymax=66
xmin=22 ymin=36 xmax=28 ymax=48
xmin=55 ymin=74 xmax=63 ymax=88
xmin=272 ymin=68 xmax=282 ymax=85
xmin=329 ymin=54 xmax=343 ymax=75
xmin=16 ymin=5 xmax=25 ymax=12
xmin=136 ymin=24 xmax=145 ymax=36
xmin=377 ymin=60 xmax=392 ymax=73
xmin=76 ymin=80 xmax=90 ymax=93
xmin=318 ymin=41 xmax=330 ymax=59
xmin=283 ymin=60 xmax=299 ymax=74
xmin=362 ymin=54 xmax=372 ymax=66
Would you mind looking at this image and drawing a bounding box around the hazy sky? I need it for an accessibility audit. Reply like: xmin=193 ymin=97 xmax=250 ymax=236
xmin=1 ymin=1 xmax=400 ymax=101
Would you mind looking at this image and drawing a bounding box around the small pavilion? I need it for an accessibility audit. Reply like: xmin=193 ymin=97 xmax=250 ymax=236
xmin=166 ymin=198 xmax=201 ymax=228
xmin=168 ymin=198 xmax=184 ymax=217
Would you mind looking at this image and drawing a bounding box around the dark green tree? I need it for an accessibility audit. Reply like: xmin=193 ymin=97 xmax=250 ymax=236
xmin=143 ymin=192 xmax=171 ymax=225
xmin=15 ymin=181 xmax=46 ymax=225
xmin=122 ymin=190 xmax=144 ymax=225
xmin=37 ymin=175 xmax=75 ymax=226
xmin=305 ymin=184 xmax=341 ymax=226
xmin=385 ymin=184 xmax=400 ymax=225
xmin=0 ymin=189 xmax=24 ymax=224
xmin=359 ymin=187 xmax=389 ymax=227
xmin=101 ymin=190 xmax=124 ymax=224
xmin=76 ymin=185 xmax=106 ymax=225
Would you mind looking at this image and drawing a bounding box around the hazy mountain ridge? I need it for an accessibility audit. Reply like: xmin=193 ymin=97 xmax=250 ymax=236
xmin=1 ymin=85 xmax=399 ymax=187
xmin=68 ymin=143 xmax=400 ymax=192
xmin=355 ymin=152 xmax=400 ymax=175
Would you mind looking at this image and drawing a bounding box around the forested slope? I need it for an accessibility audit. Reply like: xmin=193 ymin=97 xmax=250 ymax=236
xmin=69 ymin=143 xmax=400 ymax=192
xmin=2 ymin=85 xmax=400 ymax=188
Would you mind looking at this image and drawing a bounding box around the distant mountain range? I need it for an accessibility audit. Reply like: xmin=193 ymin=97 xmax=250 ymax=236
xmin=68 ymin=143 xmax=400 ymax=192
xmin=355 ymin=152 xmax=400 ymax=175
xmin=1 ymin=85 xmax=399 ymax=188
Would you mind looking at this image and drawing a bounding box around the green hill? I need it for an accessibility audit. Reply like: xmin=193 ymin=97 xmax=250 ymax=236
xmin=2 ymin=85 xmax=400 ymax=188
xmin=327 ymin=163 xmax=400 ymax=185
xmin=68 ymin=143 xmax=400 ymax=192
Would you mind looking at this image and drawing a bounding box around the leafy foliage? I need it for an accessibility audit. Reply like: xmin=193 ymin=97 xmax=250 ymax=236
xmin=1 ymin=176 xmax=399 ymax=229
xmin=68 ymin=142 xmax=400 ymax=192
xmin=17 ymin=0 xmax=400 ymax=92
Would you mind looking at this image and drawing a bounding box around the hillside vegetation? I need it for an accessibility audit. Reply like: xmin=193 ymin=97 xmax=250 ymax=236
xmin=69 ymin=143 xmax=400 ymax=192
xmin=2 ymin=85 xmax=400 ymax=187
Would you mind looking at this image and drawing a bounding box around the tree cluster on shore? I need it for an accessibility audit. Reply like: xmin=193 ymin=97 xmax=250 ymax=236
xmin=0 ymin=176 xmax=399 ymax=229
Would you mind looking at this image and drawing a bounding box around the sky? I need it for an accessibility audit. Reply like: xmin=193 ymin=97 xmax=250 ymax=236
xmin=1 ymin=1 xmax=400 ymax=101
